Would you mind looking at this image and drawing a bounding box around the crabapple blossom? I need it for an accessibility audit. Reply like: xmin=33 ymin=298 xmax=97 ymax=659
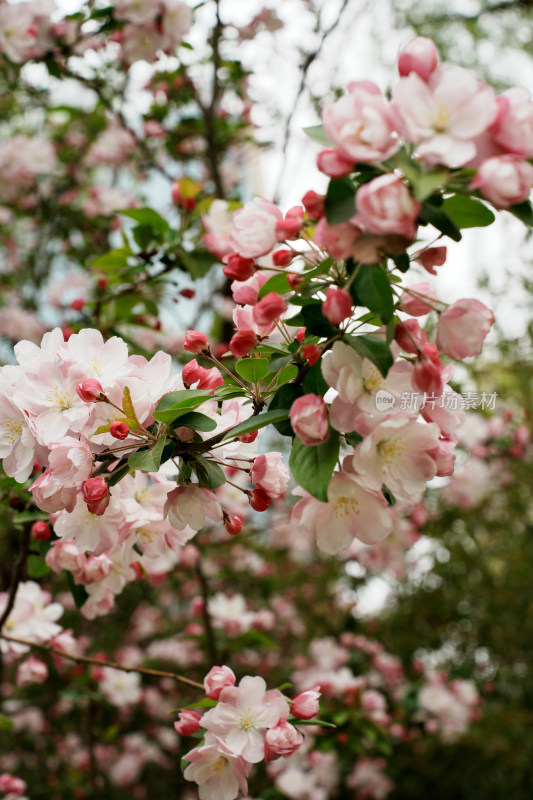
xmin=201 ymin=675 xmax=290 ymax=763
xmin=322 ymin=287 xmax=352 ymax=325
xmin=100 ymin=666 xmax=142 ymax=707
xmin=436 ymin=298 xmax=494 ymax=359
xmin=164 ymin=485 xmax=223 ymax=531
xmin=291 ymin=686 xmax=321 ymax=719
xmin=252 ymin=453 xmax=289 ymax=499
xmin=229 ymin=198 xmax=282 ymax=259
xmin=264 ymin=719 xmax=303 ymax=763
xmin=289 ymin=394 xmax=330 ymax=446
xmin=469 ymin=155 xmax=533 ymax=208
xmin=16 ymin=656 xmax=48 ymax=687
xmin=398 ymin=36 xmax=439 ymax=81
xmin=174 ymin=710 xmax=202 ymax=736
xmin=0 ymin=581 xmax=63 ymax=655
xmin=0 ymin=389 xmax=38 ymax=482
xmin=252 ymin=292 xmax=287 ymax=327
xmin=204 ymin=666 xmax=237 ymax=700
xmin=354 ymin=174 xmax=421 ymax=240
xmin=489 ymin=86 xmax=533 ymax=158
xmin=183 ymin=734 xmax=250 ymax=800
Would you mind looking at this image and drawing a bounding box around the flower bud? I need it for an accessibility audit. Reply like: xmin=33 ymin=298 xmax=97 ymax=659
xmin=291 ymin=686 xmax=321 ymax=719
xmin=264 ymin=719 xmax=303 ymax=763
xmin=398 ymin=37 xmax=439 ymax=81
xmin=417 ymin=246 xmax=447 ymax=275
xmin=223 ymin=253 xmax=256 ymax=281
xmin=174 ymin=709 xmax=202 ymax=736
xmin=275 ymin=206 xmax=304 ymax=239
xmin=229 ymin=329 xmax=257 ymax=357
xmin=250 ymin=487 xmax=271 ymax=512
xmin=296 ymin=327 xmax=306 ymax=343
xmin=317 ymin=148 xmax=354 ymax=177
xmin=302 ymin=190 xmax=325 ymax=219
xmin=290 ymin=395 xmax=330 ymax=446
xmin=203 ymin=665 xmax=236 ymax=699
xmin=252 ymin=292 xmax=286 ymax=327
xmin=436 ymin=298 xmax=494 ymax=360
xmin=76 ymin=379 xmax=105 ymax=403
xmin=394 ymin=318 xmax=428 ymax=354
xmin=322 ymin=287 xmax=352 ymax=325
xmin=182 ymin=359 xmax=207 ymax=388
xmin=183 ymin=330 xmax=210 ymax=354
xmin=110 ymin=420 xmax=130 ymax=440
xmin=31 ymin=520 xmax=51 ymax=541
xmin=224 ymin=514 xmax=242 ymax=536
xmin=302 ymin=344 xmax=321 ymax=366
xmin=81 ymin=477 xmax=109 ymax=516
xmin=70 ymin=297 xmax=85 ymax=312
xmin=239 ymin=430 xmax=258 ymax=443
xmin=272 ymin=249 xmax=293 ymax=267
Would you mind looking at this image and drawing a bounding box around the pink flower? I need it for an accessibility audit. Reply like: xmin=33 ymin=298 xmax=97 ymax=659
xmin=45 ymin=540 xmax=85 ymax=576
xmin=417 ymin=245 xmax=447 ymax=275
xmin=201 ymin=675 xmax=290 ymax=763
xmin=291 ymin=472 xmax=393 ymax=554
xmin=100 ymin=666 xmax=142 ymax=707
xmin=174 ymin=709 xmax=202 ymax=736
xmin=412 ymin=345 xmax=444 ymax=395
xmin=76 ymin=378 xmax=105 ymax=402
xmin=436 ymin=298 xmax=494 ymax=359
xmin=0 ymin=774 xmax=27 ymax=797
xmin=316 ymin=148 xmax=354 ymax=177
xmin=204 ymin=665 xmax=237 ymax=699
xmin=394 ymin=319 xmax=428 ymax=354
xmin=275 ymin=206 xmax=304 ymax=239
xmin=398 ymin=37 xmax=439 ymax=82
xmin=291 ymin=686 xmax=321 ymax=719
xmin=489 ymin=87 xmax=533 ymax=158
xmin=392 ymin=64 xmax=498 ymax=167
xmin=252 ymin=293 xmax=287 ymax=327
xmin=322 ymin=81 xmax=400 ymax=163
xmin=290 ymin=395 xmax=330 ymax=446
xmin=30 ymin=470 xmax=78 ymax=514
xmin=229 ymin=198 xmax=282 ymax=259
xmin=231 ymin=272 xmax=269 ymax=305
xmin=229 ymin=329 xmax=257 ymax=357
xmin=302 ymin=190 xmax=325 ymax=219
xmin=355 ymin=174 xmax=421 ymax=239
xmin=223 ymin=254 xmax=256 ymax=281
xmin=313 ymin=218 xmax=360 ymax=260
xmin=83 ymin=554 xmax=114 ymax=584
xmin=16 ymin=655 xmax=48 ymax=687
xmin=322 ymin=287 xmax=352 ymax=325
xmin=81 ymin=477 xmax=109 ymax=516
xmin=252 ymin=453 xmax=290 ymax=499
xmin=164 ymin=485 xmax=223 ymax=531
xmin=183 ymin=734 xmax=249 ymax=800
xmin=264 ymin=719 xmax=303 ymax=763
xmin=47 ymin=436 xmax=94 ymax=487
xmin=470 ymin=155 xmax=533 ymax=208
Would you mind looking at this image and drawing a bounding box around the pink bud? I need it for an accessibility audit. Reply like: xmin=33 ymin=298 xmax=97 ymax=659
xmin=469 ymin=155 xmax=533 ymax=209
xmin=296 ymin=327 xmax=306 ymax=343
xmin=394 ymin=318 xmax=428 ymax=354
xmin=290 ymin=395 xmax=330 ymax=446
xmin=250 ymin=488 xmax=270 ymax=512
xmin=275 ymin=206 xmax=304 ymax=239
xmin=81 ymin=477 xmax=109 ymax=516
xmin=196 ymin=366 xmax=224 ymax=391
xmin=417 ymin=246 xmax=447 ymax=275
xmin=83 ymin=554 xmax=114 ymax=583
xmin=292 ymin=685 xmax=321 ymax=719
xmin=173 ymin=709 xmax=202 ymax=736
xmin=412 ymin=344 xmax=444 ymax=395
xmin=239 ymin=430 xmax=258 ymax=443
xmin=182 ymin=359 xmax=207 ymax=388
xmin=0 ymin=775 xmax=27 ymax=795
xmin=225 ymin=515 xmax=242 ymax=536
xmin=203 ymin=665 xmax=236 ymax=699
xmin=183 ymin=330 xmax=210 ymax=354
xmin=399 ymin=283 xmax=436 ymax=316
xmin=31 ymin=520 xmax=51 ymax=540
xmin=16 ymin=656 xmax=48 ymax=687
xmin=229 ymin=329 xmax=257 ymax=357
xmin=264 ymin=718 xmax=303 ymax=763
xmin=76 ymin=379 xmax=104 ymax=403
xmin=436 ymin=298 xmax=494 ymax=360
xmin=302 ymin=344 xmax=321 ymax=366
xmin=317 ymin=148 xmax=354 ymax=177
xmin=322 ymin=287 xmax=352 ymax=325
xmin=302 ymin=190 xmax=325 ymax=219
xmin=272 ymin=249 xmax=293 ymax=267
xmin=252 ymin=292 xmax=286 ymax=327
xmin=223 ymin=253 xmax=256 ymax=281
xmin=70 ymin=297 xmax=85 ymax=312
xmin=110 ymin=420 xmax=130 ymax=440
xmin=398 ymin=37 xmax=439 ymax=81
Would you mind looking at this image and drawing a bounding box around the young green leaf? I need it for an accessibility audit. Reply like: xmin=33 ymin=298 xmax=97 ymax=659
xmin=257 ymin=273 xmax=292 ymax=300
xmin=441 ymin=194 xmax=495 ymax=228
xmin=221 ymin=408 xmax=290 ymax=440
xmin=289 ymin=430 xmax=340 ymax=503
xmin=235 ymin=358 xmax=270 ymax=383
xmin=193 ymin=455 xmax=226 ymax=489
xmin=325 ymin=177 xmax=357 ymax=225
xmin=344 ymin=334 xmax=394 ymax=377
xmin=302 ymin=124 xmax=335 ymax=147
xmin=128 ymin=437 xmax=167 ymax=472
xmin=172 ymin=412 xmax=217 ymax=432
xmin=118 ymin=207 xmax=170 ymax=233
xmin=352 ymin=264 xmax=394 ymax=323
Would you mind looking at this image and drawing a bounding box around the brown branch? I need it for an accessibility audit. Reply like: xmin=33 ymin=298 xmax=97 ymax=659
xmin=195 ymin=560 xmax=219 ymax=664
xmin=272 ymin=0 xmax=351 ymax=203
xmin=0 ymin=633 xmax=205 ymax=690
xmin=0 ymin=523 xmax=31 ymax=631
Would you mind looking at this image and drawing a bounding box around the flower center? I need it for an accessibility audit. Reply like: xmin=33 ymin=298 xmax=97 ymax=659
xmin=45 ymin=385 xmax=73 ymax=411
xmin=1 ymin=419 xmax=22 ymax=445
xmin=432 ymin=102 xmax=450 ymax=133
xmin=211 ymin=757 xmax=228 ymax=774
xmin=333 ymin=495 xmax=360 ymax=519
xmin=237 ymin=707 xmax=258 ymax=731
xmin=363 ymin=366 xmax=384 ymax=394
xmin=90 ymin=354 xmax=102 ymax=375
xmin=377 ymin=436 xmax=408 ymax=468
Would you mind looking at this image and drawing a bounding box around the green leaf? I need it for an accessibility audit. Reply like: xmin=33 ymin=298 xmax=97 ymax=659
xmin=268 ymin=384 xmax=303 ymax=436
xmin=122 ymin=386 xmax=140 ymax=427
xmin=411 ymin=168 xmax=449 ymax=201
xmin=391 ymin=252 xmax=410 ymax=273
xmin=441 ymin=194 xmax=495 ymax=228
xmin=0 ymin=713 xmax=14 ymax=730
xmin=508 ymin=199 xmax=533 ymax=227
xmin=91 ymin=248 xmax=131 ymax=271
xmin=221 ymin=408 xmax=290 ymax=440
xmin=193 ymin=455 xmax=226 ymax=489
xmin=12 ymin=510 xmax=47 ymax=525
xmin=344 ymin=334 xmax=394 ymax=377
xmin=289 ymin=431 xmax=340 ymax=502
xmin=325 ymin=177 xmax=357 ymax=225
xmin=292 ymin=717 xmax=337 ymax=729
xmin=128 ymin=437 xmax=167 ymax=472
xmin=186 ymin=697 xmax=218 ymax=710
xmin=257 ymin=273 xmax=292 ymax=300
xmin=302 ymin=124 xmax=335 ymax=147
xmin=235 ymin=358 xmax=270 ymax=383
xmin=301 ymin=302 xmax=336 ymax=338
xmin=107 ymin=462 xmax=131 ymax=487
xmin=153 ymin=390 xmax=212 ymax=423
xmin=27 ymin=554 xmax=52 ymax=579
xmin=419 ymin=201 xmax=462 ymax=242
xmin=66 ymin=572 xmax=89 ymax=610
xmin=180 ymin=250 xmax=216 ymax=279
xmin=271 ymin=364 xmax=298 ymax=386
xmin=303 ymin=362 xmax=329 ymax=396
xmin=301 ymin=257 xmax=334 ymax=281
xmin=118 ymin=207 xmax=170 ymax=233
xmin=352 ymin=264 xmax=394 ymax=323
xmin=173 ymin=412 xmax=217 ymax=432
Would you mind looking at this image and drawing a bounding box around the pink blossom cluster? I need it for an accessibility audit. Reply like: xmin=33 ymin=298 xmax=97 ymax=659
xmin=417 ymin=671 xmax=480 ymax=741
xmin=176 ymin=666 xmax=320 ymax=800
xmin=111 ymin=0 xmax=191 ymax=64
